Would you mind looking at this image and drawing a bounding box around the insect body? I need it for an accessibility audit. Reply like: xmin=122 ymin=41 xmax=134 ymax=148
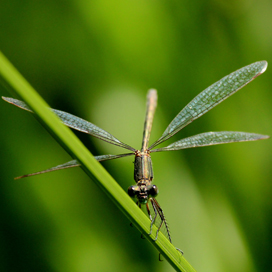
xmin=129 ymin=150 xmax=165 ymax=240
xmin=2 ymin=61 xmax=269 ymax=246
xmin=131 ymin=150 xmax=155 ymax=205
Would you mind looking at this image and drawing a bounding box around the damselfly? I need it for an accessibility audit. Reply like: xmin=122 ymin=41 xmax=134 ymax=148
xmin=2 ymin=61 xmax=269 ymax=247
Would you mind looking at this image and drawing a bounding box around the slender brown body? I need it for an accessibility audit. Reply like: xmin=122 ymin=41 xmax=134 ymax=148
xmin=134 ymin=150 xmax=153 ymax=184
xmin=128 ymin=150 xmax=157 ymax=205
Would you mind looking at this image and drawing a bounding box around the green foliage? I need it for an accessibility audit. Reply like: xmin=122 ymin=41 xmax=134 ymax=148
xmin=0 ymin=1 xmax=271 ymax=272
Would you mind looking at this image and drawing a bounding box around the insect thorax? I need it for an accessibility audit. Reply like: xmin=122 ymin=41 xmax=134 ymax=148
xmin=127 ymin=150 xmax=158 ymax=204
xmin=134 ymin=150 xmax=153 ymax=184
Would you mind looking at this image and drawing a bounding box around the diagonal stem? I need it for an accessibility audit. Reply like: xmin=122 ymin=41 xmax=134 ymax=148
xmin=0 ymin=51 xmax=196 ymax=272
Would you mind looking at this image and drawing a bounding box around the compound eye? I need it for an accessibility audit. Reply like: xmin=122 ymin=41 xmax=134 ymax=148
xmin=128 ymin=186 xmax=137 ymax=197
xmin=148 ymin=185 xmax=158 ymax=197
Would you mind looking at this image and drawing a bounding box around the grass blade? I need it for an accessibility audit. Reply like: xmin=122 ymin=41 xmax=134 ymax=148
xmin=0 ymin=51 xmax=196 ymax=272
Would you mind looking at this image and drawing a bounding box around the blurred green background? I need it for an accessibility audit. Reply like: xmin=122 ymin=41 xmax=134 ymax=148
xmin=0 ymin=1 xmax=271 ymax=271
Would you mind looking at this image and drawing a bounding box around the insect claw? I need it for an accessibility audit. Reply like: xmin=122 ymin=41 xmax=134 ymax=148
xmin=154 ymin=230 xmax=159 ymax=241
xmin=176 ymin=247 xmax=184 ymax=255
xmin=159 ymin=253 xmax=163 ymax=261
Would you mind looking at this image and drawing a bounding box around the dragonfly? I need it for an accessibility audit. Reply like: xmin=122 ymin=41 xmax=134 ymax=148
xmin=2 ymin=61 xmax=269 ymax=248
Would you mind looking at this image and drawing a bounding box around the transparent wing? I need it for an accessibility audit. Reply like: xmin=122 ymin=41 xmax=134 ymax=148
xmin=15 ymin=160 xmax=81 ymax=179
xmin=2 ymin=97 xmax=136 ymax=152
xmin=149 ymin=61 xmax=268 ymax=149
xmin=141 ymin=89 xmax=157 ymax=151
xmin=95 ymin=153 xmax=134 ymax=161
xmin=150 ymin=131 xmax=269 ymax=152
xmin=14 ymin=153 xmax=134 ymax=179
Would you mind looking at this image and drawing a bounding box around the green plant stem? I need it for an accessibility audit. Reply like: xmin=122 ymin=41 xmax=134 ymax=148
xmin=0 ymin=51 xmax=196 ymax=272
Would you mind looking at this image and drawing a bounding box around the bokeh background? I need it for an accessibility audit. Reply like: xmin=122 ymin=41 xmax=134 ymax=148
xmin=0 ymin=1 xmax=272 ymax=271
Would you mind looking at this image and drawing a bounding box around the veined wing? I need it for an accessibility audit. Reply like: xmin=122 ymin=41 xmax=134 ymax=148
xmin=150 ymin=131 xmax=269 ymax=152
xmin=15 ymin=153 xmax=134 ymax=179
xmin=2 ymin=97 xmax=136 ymax=152
xmin=141 ymin=89 xmax=157 ymax=151
xmin=149 ymin=61 xmax=267 ymax=149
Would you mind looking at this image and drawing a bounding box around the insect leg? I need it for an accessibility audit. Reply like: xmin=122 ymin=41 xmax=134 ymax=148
xmin=146 ymin=202 xmax=153 ymax=221
xmin=152 ymin=198 xmax=172 ymax=243
xmin=148 ymin=199 xmax=158 ymax=236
